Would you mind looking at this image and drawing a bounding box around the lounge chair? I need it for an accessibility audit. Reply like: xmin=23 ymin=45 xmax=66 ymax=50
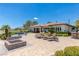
xmin=35 ymin=33 xmax=44 ymax=39
xmin=47 ymin=36 xmax=59 ymax=42
xmin=43 ymin=34 xmax=49 ymax=40
xmin=43 ymin=33 xmax=59 ymax=42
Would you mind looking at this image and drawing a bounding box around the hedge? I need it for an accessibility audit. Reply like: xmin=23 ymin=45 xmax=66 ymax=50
xmin=57 ymin=34 xmax=69 ymax=37
xmin=56 ymin=32 xmax=69 ymax=34
xmin=55 ymin=46 xmax=79 ymax=56
xmin=56 ymin=32 xmax=71 ymax=36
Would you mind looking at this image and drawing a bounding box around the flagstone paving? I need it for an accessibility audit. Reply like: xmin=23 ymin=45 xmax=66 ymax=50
xmin=0 ymin=33 xmax=79 ymax=56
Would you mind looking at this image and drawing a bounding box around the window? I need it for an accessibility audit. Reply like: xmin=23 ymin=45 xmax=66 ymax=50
xmin=59 ymin=27 xmax=61 ymax=31
xmin=57 ymin=27 xmax=59 ymax=32
xmin=56 ymin=27 xmax=61 ymax=32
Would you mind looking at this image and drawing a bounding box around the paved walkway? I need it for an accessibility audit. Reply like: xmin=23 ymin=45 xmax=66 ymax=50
xmin=1 ymin=33 xmax=79 ymax=56
xmin=0 ymin=40 xmax=8 ymax=55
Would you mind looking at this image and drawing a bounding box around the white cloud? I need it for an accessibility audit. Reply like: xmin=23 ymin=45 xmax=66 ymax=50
xmin=33 ymin=17 xmax=38 ymax=20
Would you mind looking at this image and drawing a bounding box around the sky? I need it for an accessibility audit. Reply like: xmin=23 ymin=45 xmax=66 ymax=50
xmin=0 ymin=3 xmax=79 ymax=28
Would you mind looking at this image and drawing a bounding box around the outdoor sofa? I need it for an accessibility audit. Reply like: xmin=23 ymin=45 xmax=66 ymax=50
xmin=5 ymin=36 xmax=26 ymax=50
xmin=5 ymin=40 xmax=26 ymax=50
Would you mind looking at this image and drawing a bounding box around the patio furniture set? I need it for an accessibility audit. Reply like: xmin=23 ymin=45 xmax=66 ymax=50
xmin=35 ymin=33 xmax=59 ymax=42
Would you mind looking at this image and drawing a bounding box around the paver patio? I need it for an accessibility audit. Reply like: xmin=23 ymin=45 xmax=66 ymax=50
xmin=0 ymin=33 xmax=79 ymax=56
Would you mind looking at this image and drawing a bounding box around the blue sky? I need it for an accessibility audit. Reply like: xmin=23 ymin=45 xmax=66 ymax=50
xmin=0 ymin=3 xmax=79 ymax=28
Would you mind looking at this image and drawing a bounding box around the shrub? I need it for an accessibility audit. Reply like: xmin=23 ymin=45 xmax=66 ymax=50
xmin=0 ymin=28 xmax=11 ymax=40
xmin=64 ymin=46 xmax=79 ymax=56
xmin=55 ymin=50 xmax=64 ymax=56
xmin=63 ymin=34 xmax=69 ymax=37
xmin=0 ymin=34 xmax=6 ymax=40
xmin=54 ymin=46 xmax=79 ymax=56
xmin=56 ymin=32 xmax=68 ymax=34
xmin=56 ymin=32 xmax=70 ymax=37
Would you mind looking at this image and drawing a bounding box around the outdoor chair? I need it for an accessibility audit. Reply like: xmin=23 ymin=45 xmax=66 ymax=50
xmin=43 ymin=34 xmax=49 ymax=40
xmin=47 ymin=36 xmax=59 ymax=42
xmin=35 ymin=33 xmax=44 ymax=39
xmin=43 ymin=33 xmax=59 ymax=42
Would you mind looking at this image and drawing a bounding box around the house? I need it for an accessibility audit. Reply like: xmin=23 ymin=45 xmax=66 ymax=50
xmin=30 ymin=23 xmax=77 ymax=33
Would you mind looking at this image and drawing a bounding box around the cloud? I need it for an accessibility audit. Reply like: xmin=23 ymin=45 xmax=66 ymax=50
xmin=33 ymin=17 xmax=38 ymax=20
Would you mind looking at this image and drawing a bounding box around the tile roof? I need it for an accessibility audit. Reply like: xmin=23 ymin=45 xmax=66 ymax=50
xmin=30 ymin=23 xmax=75 ymax=28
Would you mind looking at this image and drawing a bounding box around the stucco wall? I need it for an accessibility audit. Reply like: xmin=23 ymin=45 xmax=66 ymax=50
xmin=30 ymin=24 xmax=75 ymax=32
xmin=50 ymin=25 xmax=73 ymax=32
